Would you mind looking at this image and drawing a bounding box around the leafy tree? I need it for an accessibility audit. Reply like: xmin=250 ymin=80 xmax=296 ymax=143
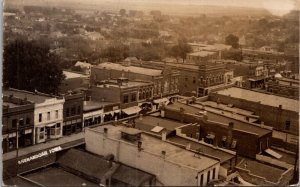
xmin=3 ymin=40 xmax=65 ymax=94
xmin=119 ymin=9 xmax=126 ymax=16
xmin=170 ymin=37 xmax=192 ymax=63
xmin=225 ymin=34 xmax=239 ymax=49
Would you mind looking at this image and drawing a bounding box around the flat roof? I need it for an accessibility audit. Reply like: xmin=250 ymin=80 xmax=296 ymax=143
xmin=165 ymin=102 xmax=271 ymax=137
xmin=168 ymin=136 xmax=235 ymax=163
xmin=215 ymin=87 xmax=299 ymax=112
xmin=135 ymin=116 xmax=186 ymax=132
xmin=96 ymin=62 xmax=162 ymax=76
xmin=90 ymin=125 xmax=219 ymax=171
xmin=3 ymin=89 xmax=54 ymax=104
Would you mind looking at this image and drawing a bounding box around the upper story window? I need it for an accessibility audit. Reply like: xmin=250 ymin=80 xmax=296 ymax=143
xmin=19 ymin=119 xmax=24 ymax=126
xmin=47 ymin=112 xmax=50 ymax=121
xmin=26 ymin=117 xmax=30 ymax=125
xmin=131 ymin=93 xmax=137 ymax=102
xmin=55 ymin=110 xmax=59 ymax=119
xmin=123 ymin=95 xmax=129 ymax=103
xmin=12 ymin=119 xmax=17 ymax=129
xmin=71 ymin=107 xmax=76 ymax=116
xmin=39 ymin=113 xmax=42 ymax=122
xmin=285 ymin=121 xmax=291 ymax=131
xmin=77 ymin=106 xmax=81 ymax=114
xmin=66 ymin=108 xmax=70 ymax=117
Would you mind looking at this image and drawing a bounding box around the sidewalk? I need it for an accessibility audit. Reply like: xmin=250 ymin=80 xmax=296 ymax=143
xmin=3 ymin=132 xmax=85 ymax=161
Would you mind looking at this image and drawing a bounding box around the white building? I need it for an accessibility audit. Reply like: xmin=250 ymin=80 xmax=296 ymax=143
xmin=85 ymin=125 xmax=221 ymax=186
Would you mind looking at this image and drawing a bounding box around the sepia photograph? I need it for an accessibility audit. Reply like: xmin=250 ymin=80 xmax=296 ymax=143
xmin=1 ymin=0 xmax=299 ymax=186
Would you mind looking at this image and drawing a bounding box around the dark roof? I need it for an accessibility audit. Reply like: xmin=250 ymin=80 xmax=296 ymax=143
xmin=57 ymin=149 xmax=112 ymax=180
xmin=112 ymin=165 xmax=155 ymax=186
xmin=168 ymin=136 xmax=235 ymax=163
xmin=3 ymin=176 xmax=41 ymax=187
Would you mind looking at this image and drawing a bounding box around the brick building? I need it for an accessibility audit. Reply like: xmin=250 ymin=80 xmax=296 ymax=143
xmin=2 ymin=95 xmax=35 ymax=153
xmin=91 ymin=62 xmax=179 ymax=98
xmin=89 ymin=78 xmax=154 ymax=116
xmin=211 ymin=87 xmax=298 ymax=135
xmin=162 ymin=102 xmax=273 ymax=159
xmin=125 ymin=60 xmax=228 ymax=97
xmin=62 ymin=93 xmax=84 ymax=136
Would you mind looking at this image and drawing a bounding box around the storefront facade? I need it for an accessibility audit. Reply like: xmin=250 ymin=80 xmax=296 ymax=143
xmin=2 ymin=98 xmax=35 ymax=153
xmin=63 ymin=94 xmax=84 ymax=136
xmin=34 ymin=98 xmax=65 ymax=144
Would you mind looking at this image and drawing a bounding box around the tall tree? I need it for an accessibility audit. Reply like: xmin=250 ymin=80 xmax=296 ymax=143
xmin=3 ymin=40 xmax=65 ymax=94
xmin=225 ymin=34 xmax=239 ymax=49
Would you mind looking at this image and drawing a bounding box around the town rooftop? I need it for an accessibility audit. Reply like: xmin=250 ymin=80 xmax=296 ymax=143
xmin=96 ymin=62 xmax=162 ymax=76
xmin=90 ymin=125 xmax=219 ymax=171
xmin=215 ymin=87 xmax=299 ymax=112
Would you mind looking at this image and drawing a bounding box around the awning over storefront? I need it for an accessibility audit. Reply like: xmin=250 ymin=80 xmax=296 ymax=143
xmin=153 ymin=98 xmax=169 ymax=104
xmin=45 ymin=123 xmax=56 ymax=128
xmin=122 ymin=106 xmax=141 ymax=115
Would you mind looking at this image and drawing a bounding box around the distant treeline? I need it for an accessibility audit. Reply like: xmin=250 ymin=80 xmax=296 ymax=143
xmin=23 ymin=6 xmax=75 ymax=15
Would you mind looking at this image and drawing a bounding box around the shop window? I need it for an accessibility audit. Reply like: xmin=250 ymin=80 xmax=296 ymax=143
xmin=47 ymin=112 xmax=50 ymax=121
xmin=55 ymin=110 xmax=58 ymax=119
xmin=131 ymin=93 xmax=137 ymax=102
xmin=123 ymin=95 xmax=129 ymax=103
xmin=207 ymin=170 xmax=210 ymax=183
xmin=12 ymin=119 xmax=17 ymax=129
xmin=51 ymin=126 xmax=56 ymax=136
xmin=39 ymin=128 xmax=44 ymax=140
xmin=56 ymin=123 xmax=61 ymax=135
xmin=285 ymin=121 xmax=290 ymax=130
xmin=39 ymin=113 xmax=42 ymax=122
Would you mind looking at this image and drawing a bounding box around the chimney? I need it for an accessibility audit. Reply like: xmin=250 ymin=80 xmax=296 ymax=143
xmin=104 ymin=127 xmax=108 ymax=135
xmin=203 ymin=111 xmax=208 ymax=121
xmin=279 ymin=105 xmax=282 ymax=109
xmin=139 ymin=114 xmax=143 ymax=120
xmin=260 ymin=121 xmax=264 ymax=127
xmin=138 ymin=141 xmax=142 ymax=151
xmin=162 ymin=130 xmax=167 ymax=141
xmin=161 ymin=150 xmax=166 ymax=158
xmin=160 ymin=108 xmax=165 ymax=118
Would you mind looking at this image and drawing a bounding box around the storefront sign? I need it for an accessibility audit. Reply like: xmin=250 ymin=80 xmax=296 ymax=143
xmin=18 ymin=146 xmax=62 ymax=165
